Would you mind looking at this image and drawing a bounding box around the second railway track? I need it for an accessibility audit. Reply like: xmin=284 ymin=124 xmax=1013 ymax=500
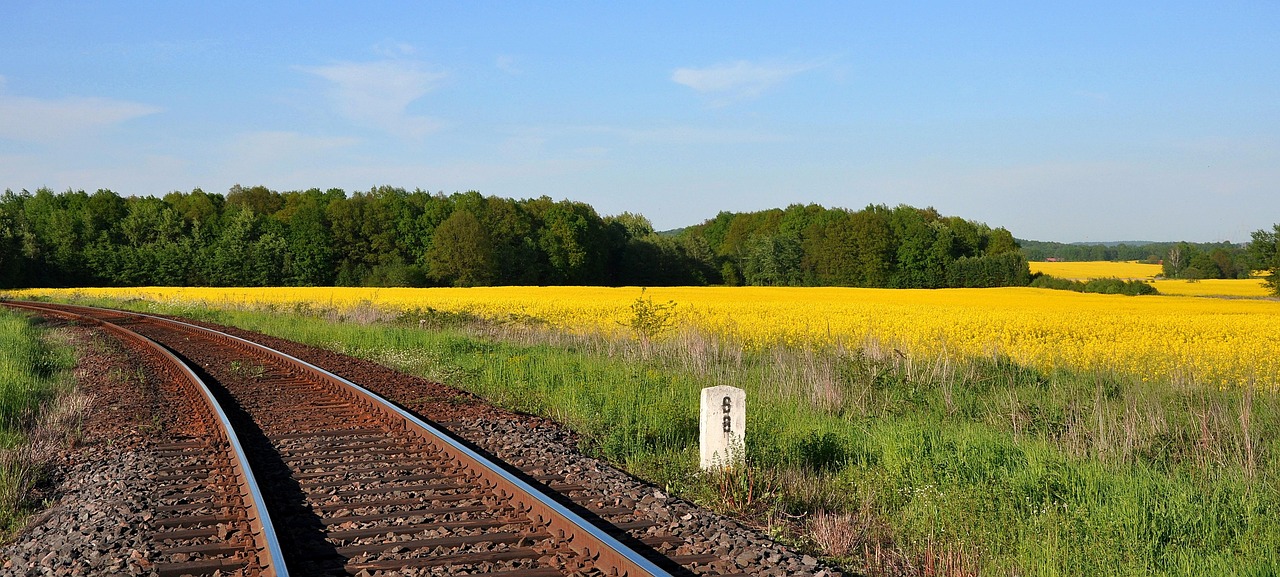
xmin=5 ymin=301 xmax=731 ymax=577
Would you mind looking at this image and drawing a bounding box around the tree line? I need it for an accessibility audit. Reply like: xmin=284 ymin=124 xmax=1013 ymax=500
xmin=1020 ymin=239 xmax=1172 ymax=262
xmin=0 ymin=186 xmax=698 ymax=288
xmin=1021 ymin=239 xmax=1255 ymax=280
xmin=1159 ymin=241 xmax=1257 ymax=281
xmin=0 ymin=186 xmax=1038 ymax=290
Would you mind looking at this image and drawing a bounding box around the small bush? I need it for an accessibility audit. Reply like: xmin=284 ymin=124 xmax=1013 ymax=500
xmin=620 ymin=288 xmax=678 ymax=344
xmin=1083 ymin=278 xmax=1158 ymax=295
xmin=1032 ymin=274 xmax=1157 ymax=296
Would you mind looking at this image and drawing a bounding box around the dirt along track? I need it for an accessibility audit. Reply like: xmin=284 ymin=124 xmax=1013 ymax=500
xmin=1 ymin=301 xmax=842 ymax=577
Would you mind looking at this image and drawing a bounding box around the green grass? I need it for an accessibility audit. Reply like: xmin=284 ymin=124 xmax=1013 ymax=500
xmin=0 ymin=308 xmax=76 ymax=533
xmin=45 ymin=296 xmax=1280 ymax=576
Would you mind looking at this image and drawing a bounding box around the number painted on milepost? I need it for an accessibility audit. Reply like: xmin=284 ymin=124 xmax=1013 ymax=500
xmin=722 ymin=396 xmax=732 ymax=433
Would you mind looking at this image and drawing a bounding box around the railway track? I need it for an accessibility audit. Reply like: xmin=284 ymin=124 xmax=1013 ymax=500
xmin=4 ymin=300 xmax=286 ymax=576
xmin=4 ymin=301 xmax=726 ymax=576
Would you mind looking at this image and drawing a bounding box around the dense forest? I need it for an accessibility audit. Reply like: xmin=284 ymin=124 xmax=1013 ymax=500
xmin=0 ymin=186 xmax=1031 ymax=289
xmin=1020 ymin=239 xmax=1255 ymax=280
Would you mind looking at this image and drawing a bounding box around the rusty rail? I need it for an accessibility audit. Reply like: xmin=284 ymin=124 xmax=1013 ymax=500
xmin=2 ymin=300 xmax=289 ymax=576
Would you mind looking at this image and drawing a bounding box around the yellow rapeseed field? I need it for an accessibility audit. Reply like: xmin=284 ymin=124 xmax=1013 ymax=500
xmin=1148 ymin=278 xmax=1273 ymax=298
xmin=7 ymin=285 xmax=1279 ymax=390
xmin=1030 ymin=260 xmax=1273 ymax=297
xmin=1029 ymin=260 xmax=1161 ymax=280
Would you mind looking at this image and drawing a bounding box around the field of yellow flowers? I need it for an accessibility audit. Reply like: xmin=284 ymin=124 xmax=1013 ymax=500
xmin=1030 ymin=260 xmax=1273 ymax=297
xmin=1147 ymin=278 xmax=1272 ymax=297
xmin=1029 ymin=260 xmax=1162 ymax=280
xmin=8 ymin=285 xmax=1279 ymax=390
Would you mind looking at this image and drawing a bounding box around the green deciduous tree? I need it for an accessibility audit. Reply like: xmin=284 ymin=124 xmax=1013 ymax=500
xmin=536 ymin=200 xmax=608 ymax=285
xmin=226 ymin=184 xmax=284 ymax=216
xmin=1248 ymin=224 xmax=1280 ymax=295
xmin=742 ymin=233 xmax=802 ymax=286
xmin=0 ymin=191 xmax=27 ymax=288
xmin=426 ymin=209 xmax=495 ymax=287
xmin=280 ymin=189 xmax=337 ymax=286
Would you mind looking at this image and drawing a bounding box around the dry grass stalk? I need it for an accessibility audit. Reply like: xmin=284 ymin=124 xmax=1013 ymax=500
xmin=919 ymin=539 xmax=981 ymax=577
xmin=808 ymin=510 xmax=861 ymax=557
xmin=1241 ymin=382 xmax=1256 ymax=479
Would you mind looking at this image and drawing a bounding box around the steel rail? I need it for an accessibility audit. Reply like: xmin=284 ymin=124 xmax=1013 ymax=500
xmin=2 ymin=300 xmax=290 ymax=577
xmin=32 ymin=300 xmax=674 ymax=577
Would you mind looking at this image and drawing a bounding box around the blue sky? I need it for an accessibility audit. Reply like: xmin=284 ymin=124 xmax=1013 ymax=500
xmin=1 ymin=2 xmax=1277 ymax=242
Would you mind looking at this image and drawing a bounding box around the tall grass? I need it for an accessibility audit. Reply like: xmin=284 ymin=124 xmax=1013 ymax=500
xmin=50 ymin=296 xmax=1280 ymax=575
xmin=0 ymin=309 xmax=79 ymax=534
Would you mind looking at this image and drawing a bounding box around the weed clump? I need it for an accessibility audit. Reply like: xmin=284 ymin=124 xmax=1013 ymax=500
xmin=620 ymin=289 xmax=678 ymax=349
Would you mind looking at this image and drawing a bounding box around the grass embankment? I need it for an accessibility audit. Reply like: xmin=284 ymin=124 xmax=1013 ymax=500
xmin=40 ymin=296 xmax=1280 ymax=576
xmin=0 ymin=309 xmax=79 ymax=535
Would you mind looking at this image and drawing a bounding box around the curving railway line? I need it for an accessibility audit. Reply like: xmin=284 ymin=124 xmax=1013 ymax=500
xmin=4 ymin=301 xmax=749 ymax=577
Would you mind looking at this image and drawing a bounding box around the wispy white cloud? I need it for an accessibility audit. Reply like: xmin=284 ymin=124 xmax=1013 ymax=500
xmin=672 ymin=59 xmax=819 ymax=103
xmin=0 ymin=75 xmax=161 ymax=142
xmin=300 ymin=59 xmax=447 ymax=139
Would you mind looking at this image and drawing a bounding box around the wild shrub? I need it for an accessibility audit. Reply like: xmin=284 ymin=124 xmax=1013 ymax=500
xmin=620 ymin=288 xmax=678 ymax=346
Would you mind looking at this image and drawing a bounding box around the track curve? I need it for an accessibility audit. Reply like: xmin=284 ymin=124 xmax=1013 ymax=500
xmin=6 ymin=300 xmax=687 ymax=576
xmin=2 ymin=300 xmax=288 ymax=577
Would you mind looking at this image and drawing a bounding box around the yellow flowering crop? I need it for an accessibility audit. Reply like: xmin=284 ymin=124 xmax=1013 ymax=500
xmin=1029 ymin=261 xmax=1161 ymax=280
xmin=1148 ymin=278 xmax=1273 ymax=298
xmin=1031 ymin=261 xmax=1273 ymax=298
xmin=7 ymin=285 xmax=1279 ymax=389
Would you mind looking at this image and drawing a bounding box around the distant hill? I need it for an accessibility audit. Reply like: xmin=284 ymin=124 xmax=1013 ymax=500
xmin=1061 ymin=241 xmax=1161 ymax=247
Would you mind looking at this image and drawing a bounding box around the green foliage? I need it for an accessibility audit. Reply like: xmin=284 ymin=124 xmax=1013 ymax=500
xmin=425 ymin=209 xmax=495 ymax=286
xmin=0 ymin=314 xmax=64 ymax=432
xmin=32 ymin=187 xmax=1274 ymax=294
xmin=700 ymin=464 xmax=782 ymax=518
xmin=1248 ymin=224 xmax=1280 ymax=296
xmin=946 ymin=252 xmax=1032 ymax=288
xmin=742 ymin=233 xmax=802 ymax=286
xmin=1163 ymin=241 xmax=1255 ymax=280
xmin=794 ymin=431 xmax=847 ymax=472
xmin=1030 ymin=275 xmax=1159 ymax=296
xmin=621 ymin=289 xmax=678 ymax=343
xmin=690 ymin=203 xmax=1029 ymax=289
xmin=0 ymin=187 xmax=714 ymax=289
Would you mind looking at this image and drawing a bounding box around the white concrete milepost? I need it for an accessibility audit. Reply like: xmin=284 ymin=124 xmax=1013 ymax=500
xmin=700 ymin=385 xmax=745 ymax=470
